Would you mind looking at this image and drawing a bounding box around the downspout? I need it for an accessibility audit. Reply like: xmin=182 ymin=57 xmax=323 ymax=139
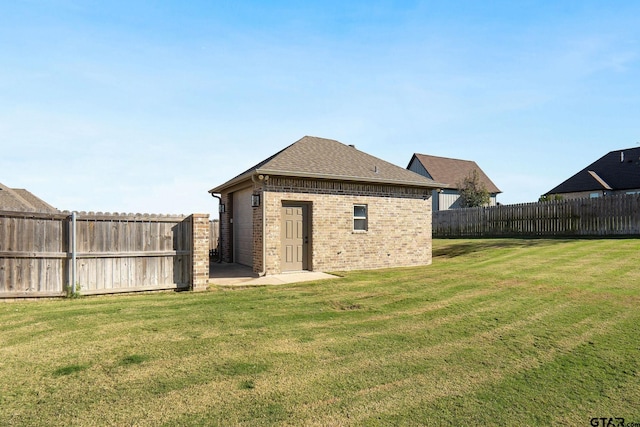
xmin=251 ymin=174 xmax=267 ymax=277
xmin=210 ymin=193 xmax=223 ymax=263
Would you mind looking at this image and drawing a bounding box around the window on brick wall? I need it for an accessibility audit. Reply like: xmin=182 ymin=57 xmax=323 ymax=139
xmin=353 ymin=204 xmax=368 ymax=231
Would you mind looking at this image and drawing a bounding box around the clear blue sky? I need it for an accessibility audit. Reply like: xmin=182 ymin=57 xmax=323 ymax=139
xmin=2 ymin=1 xmax=639 ymax=214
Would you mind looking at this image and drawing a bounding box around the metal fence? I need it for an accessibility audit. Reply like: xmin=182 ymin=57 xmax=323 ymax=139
xmin=433 ymin=194 xmax=640 ymax=238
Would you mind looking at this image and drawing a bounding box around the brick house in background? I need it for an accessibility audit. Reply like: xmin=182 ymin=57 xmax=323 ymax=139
xmin=545 ymin=147 xmax=640 ymax=199
xmin=407 ymin=154 xmax=501 ymax=211
xmin=0 ymin=182 xmax=58 ymax=213
xmin=209 ymin=136 xmax=445 ymax=275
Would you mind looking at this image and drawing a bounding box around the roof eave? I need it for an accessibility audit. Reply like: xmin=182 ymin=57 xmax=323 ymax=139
xmin=209 ymin=169 xmax=449 ymax=193
xmin=208 ymin=172 xmax=254 ymax=194
xmin=256 ymin=169 xmax=448 ymax=189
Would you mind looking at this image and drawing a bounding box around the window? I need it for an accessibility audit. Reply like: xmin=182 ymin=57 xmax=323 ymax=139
xmin=353 ymin=204 xmax=368 ymax=231
xmin=590 ymin=193 xmax=600 ymax=199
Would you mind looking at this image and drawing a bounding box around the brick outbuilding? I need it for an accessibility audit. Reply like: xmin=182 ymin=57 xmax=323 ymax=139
xmin=209 ymin=136 xmax=446 ymax=275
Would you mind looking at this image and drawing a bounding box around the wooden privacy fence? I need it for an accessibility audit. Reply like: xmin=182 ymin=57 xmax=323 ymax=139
xmin=433 ymin=194 xmax=640 ymax=238
xmin=210 ymin=219 xmax=219 ymax=252
xmin=0 ymin=210 xmax=210 ymax=298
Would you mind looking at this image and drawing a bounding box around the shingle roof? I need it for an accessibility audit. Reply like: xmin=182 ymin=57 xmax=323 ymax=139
xmin=0 ymin=182 xmax=58 ymax=213
xmin=210 ymin=136 xmax=446 ymax=193
xmin=409 ymin=154 xmax=501 ymax=194
xmin=546 ymin=147 xmax=640 ymax=195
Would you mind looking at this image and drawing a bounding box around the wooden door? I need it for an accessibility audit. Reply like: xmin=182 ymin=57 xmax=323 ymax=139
xmin=281 ymin=205 xmax=308 ymax=271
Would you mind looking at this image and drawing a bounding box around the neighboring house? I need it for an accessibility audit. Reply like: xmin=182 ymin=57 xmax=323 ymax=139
xmin=0 ymin=182 xmax=58 ymax=213
xmin=209 ymin=136 xmax=446 ymax=275
xmin=407 ymin=154 xmax=501 ymax=211
xmin=545 ymin=147 xmax=640 ymax=199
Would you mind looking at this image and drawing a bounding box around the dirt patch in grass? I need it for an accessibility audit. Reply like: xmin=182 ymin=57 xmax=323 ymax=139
xmin=327 ymin=300 xmax=363 ymax=311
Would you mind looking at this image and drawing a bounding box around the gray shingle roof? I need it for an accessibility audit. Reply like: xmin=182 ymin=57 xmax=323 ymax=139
xmin=210 ymin=136 xmax=446 ymax=193
xmin=409 ymin=154 xmax=501 ymax=194
xmin=0 ymin=182 xmax=58 ymax=213
xmin=546 ymin=147 xmax=640 ymax=195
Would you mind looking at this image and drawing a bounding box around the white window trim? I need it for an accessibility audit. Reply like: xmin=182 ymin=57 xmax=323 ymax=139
xmin=353 ymin=204 xmax=368 ymax=232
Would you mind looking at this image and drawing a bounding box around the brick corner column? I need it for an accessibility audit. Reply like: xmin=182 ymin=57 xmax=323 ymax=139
xmin=190 ymin=213 xmax=210 ymax=291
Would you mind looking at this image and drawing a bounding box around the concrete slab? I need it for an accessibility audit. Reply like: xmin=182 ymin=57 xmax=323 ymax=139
xmin=209 ymin=262 xmax=339 ymax=287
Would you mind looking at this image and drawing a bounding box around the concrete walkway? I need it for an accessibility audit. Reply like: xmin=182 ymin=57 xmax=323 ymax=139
xmin=209 ymin=262 xmax=339 ymax=286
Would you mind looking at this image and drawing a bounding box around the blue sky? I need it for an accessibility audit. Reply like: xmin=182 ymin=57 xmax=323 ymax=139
xmin=2 ymin=1 xmax=639 ymax=214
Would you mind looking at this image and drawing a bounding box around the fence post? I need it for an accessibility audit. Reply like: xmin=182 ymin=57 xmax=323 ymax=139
xmin=71 ymin=211 xmax=77 ymax=294
xmin=190 ymin=214 xmax=210 ymax=291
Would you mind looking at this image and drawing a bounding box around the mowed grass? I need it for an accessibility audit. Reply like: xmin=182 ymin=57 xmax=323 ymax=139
xmin=1 ymin=239 xmax=639 ymax=426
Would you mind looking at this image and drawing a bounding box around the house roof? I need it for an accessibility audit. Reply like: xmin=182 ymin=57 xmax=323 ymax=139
xmin=210 ymin=136 xmax=447 ymax=193
xmin=0 ymin=182 xmax=58 ymax=213
xmin=546 ymin=147 xmax=640 ymax=195
xmin=408 ymin=154 xmax=501 ymax=194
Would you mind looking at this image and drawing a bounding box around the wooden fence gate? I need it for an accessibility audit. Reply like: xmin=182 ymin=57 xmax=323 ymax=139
xmin=0 ymin=210 xmax=209 ymax=298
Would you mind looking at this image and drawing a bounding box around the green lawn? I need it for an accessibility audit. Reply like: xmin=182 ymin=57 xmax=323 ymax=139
xmin=1 ymin=239 xmax=639 ymax=426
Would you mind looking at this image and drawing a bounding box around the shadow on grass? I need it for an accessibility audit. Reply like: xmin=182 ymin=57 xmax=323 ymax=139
xmin=52 ymin=364 xmax=90 ymax=376
xmin=118 ymin=354 xmax=149 ymax=367
xmin=433 ymin=238 xmax=572 ymax=259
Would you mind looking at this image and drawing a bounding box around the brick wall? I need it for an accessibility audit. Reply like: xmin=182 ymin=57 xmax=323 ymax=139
xmin=252 ymin=189 xmax=264 ymax=273
xmin=190 ymin=213 xmax=210 ymax=291
xmin=550 ymin=190 xmax=604 ymax=200
xmin=260 ymin=177 xmax=433 ymax=274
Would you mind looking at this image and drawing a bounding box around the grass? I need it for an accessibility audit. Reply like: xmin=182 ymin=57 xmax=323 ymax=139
xmin=1 ymin=239 xmax=639 ymax=426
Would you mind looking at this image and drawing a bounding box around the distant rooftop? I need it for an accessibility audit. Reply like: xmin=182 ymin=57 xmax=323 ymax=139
xmin=0 ymin=182 xmax=58 ymax=213
xmin=409 ymin=153 xmax=501 ymax=193
xmin=546 ymin=147 xmax=640 ymax=194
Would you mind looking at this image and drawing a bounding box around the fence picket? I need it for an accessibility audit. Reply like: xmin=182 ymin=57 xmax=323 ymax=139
xmin=0 ymin=210 xmax=210 ymax=298
xmin=433 ymin=194 xmax=640 ymax=238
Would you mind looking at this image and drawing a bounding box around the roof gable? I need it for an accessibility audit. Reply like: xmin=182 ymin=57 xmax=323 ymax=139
xmin=409 ymin=154 xmax=501 ymax=194
xmin=210 ymin=136 xmax=446 ymax=192
xmin=546 ymin=147 xmax=640 ymax=194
